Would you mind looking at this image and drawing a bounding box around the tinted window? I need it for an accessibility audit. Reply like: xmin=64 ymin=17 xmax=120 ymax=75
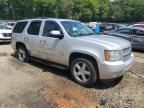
xmin=13 ymin=21 xmax=28 ymax=33
xmin=43 ymin=21 xmax=61 ymax=37
xmin=105 ymin=24 xmax=116 ymax=30
xmin=0 ymin=24 xmax=9 ymax=29
xmin=117 ymin=29 xmax=131 ymax=34
xmin=133 ymin=29 xmax=144 ymax=36
xmin=27 ymin=21 xmax=41 ymax=35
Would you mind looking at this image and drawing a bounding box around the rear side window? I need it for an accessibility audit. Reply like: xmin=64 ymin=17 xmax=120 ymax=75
xmin=27 ymin=21 xmax=41 ymax=35
xmin=13 ymin=21 xmax=28 ymax=33
xmin=133 ymin=29 xmax=144 ymax=36
xmin=117 ymin=29 xmax=132 ymax=34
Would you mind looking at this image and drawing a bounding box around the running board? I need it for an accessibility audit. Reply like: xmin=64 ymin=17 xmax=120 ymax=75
xmin=30 ymin=57 xmax=69 ymax=70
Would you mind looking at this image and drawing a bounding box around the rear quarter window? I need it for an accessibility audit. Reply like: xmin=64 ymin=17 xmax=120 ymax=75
xmin=13 ymin=21 xmax=28 ymax=33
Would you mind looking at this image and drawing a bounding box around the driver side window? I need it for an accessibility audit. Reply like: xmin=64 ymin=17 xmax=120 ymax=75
xmin=43 ymin=21 xmax=61 ymax=37
xmin=133 ymin=29 xmax=144 ymax=36
xmin=117 ymin=29 xmax=132 ymax=35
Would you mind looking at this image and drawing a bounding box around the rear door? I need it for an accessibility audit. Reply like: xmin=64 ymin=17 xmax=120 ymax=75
xmin=131 ymin=29 xmax=144 ymax=49
xmin=26 ymin=20 xmax=43 ymax=58
xmin=112 ymin=28 xmax=132 ymax=41
xmin=12 ymin=21 xmax=28 ymax=48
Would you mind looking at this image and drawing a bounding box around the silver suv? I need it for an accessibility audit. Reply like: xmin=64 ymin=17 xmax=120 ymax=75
xmin=11 ymin=18 xmax=134 ymax=86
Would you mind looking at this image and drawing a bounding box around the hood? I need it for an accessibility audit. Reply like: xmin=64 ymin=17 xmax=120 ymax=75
xmin=0 ymin=29 xmax=12 ymax=33
xmin=78 ymin=35 xmax=131 ymax=50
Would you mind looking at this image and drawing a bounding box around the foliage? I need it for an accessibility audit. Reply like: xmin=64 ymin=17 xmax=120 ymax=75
xmin=0 ymin=0 xmax=144 ymax=22
xmin=110 ymin=0 xmax=144 ymax=22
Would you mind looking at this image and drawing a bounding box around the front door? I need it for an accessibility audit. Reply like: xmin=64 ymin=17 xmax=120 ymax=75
xmin=39 ymin=20 xmax=66 ymax=64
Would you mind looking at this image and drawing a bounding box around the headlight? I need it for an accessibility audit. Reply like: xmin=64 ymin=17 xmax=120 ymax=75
xmin=104 ymin=50 xmax=122 ymax=62
xmin=0 ymin=33 xmax=4 ymax=38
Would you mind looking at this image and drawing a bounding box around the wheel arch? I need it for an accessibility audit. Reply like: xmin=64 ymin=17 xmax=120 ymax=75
xmin=16 ymin=42 xmax=26 ymax=49
xmin=16 ymin=42 xmax=30 ymax=55
xmin=69 ymin=52 xmax=100 ymax=78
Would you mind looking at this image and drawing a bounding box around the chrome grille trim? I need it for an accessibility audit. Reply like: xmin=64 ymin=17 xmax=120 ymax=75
xmin=122 ymin=47 xmax=131 ymax=61
xmin=3 ymin=33 xmax=12 ymax=37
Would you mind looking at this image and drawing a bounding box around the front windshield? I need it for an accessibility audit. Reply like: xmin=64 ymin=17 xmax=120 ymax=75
xmin=0 ymin=24 xmax=9 ymax=29
xmin=61 ymin=21 xmax=95 ymax=37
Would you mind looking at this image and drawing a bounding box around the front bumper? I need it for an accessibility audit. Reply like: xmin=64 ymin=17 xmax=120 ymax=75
xmin=0 ymin=39 xmax=11 ymax=43
xmin=99 ymin=54 xmax=134 ymax=79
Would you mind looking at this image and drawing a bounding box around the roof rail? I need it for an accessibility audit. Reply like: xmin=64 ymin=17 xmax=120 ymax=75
xmin=22 ymin=17 xmax=55 ymax=20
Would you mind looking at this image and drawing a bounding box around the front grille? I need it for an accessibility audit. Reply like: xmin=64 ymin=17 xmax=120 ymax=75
xmin=122 ymin=47 xmax=131 ymax=61
xmin=3 ymin=33 xmax=12 ymax=37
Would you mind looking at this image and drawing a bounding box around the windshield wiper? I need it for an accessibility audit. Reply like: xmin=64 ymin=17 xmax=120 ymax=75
xmin=74 ymin=33 xmax=95 ymax=37
xmin=87 ymin=33 xmax=95 ymax=35
xmin=81 ymin=33 xmax=95 ymax=36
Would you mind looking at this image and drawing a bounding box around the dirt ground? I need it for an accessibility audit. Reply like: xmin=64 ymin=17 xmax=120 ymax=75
xmin=0 ymin=44 xmax=144 ymax=108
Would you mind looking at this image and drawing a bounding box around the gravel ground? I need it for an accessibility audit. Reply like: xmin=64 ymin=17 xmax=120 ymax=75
xmin=0 ymin=44 xmax=144 ymax=108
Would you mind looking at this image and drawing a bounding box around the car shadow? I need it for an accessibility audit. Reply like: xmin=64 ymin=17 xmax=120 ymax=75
xmin=30 ymin=60 xmax=122 ymax=89
xmin=133 ymin=49 xmax=144 ymax=53
xmin=93 ymin=77 xmax=123 ymax=89
xmin=30 ymin=60 xmax=72 ymax=80
xmin=11 ymin=54 xmax=122 ymax=89
xmin=11 ymin=53 xmax=72 ymax=80
xmin=0 ymin=42 xmax=11 ymax=45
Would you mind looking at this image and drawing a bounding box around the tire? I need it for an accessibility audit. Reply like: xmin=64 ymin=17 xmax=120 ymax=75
xmin=17 ymin=46 xmax=29 ymax=62
xmin=70 ymin=58 xmax=98 ymax=87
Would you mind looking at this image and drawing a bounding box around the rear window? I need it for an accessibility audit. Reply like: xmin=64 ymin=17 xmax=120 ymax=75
xmin=13 ymin=21 xmax=28 ymax=33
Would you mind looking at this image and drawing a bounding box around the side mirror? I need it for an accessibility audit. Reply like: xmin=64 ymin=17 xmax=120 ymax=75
xmin=49 ymin=30 xmax=64 ymax=39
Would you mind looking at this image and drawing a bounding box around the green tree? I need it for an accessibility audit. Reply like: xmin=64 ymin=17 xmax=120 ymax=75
xmin=110 ymin=0 xmax=144 ymax=22
xmin=98 ymin=0 xmax=110 ymax=21
xmin=34 ymin=0 xmax=56 ymax=18
xmin=0 ymin=0 xmax=144 ymax=22
xmin=80 ymin=8 xmax=92 ymax=22
xmin=56 ymin=0 xmax=74 ymax=18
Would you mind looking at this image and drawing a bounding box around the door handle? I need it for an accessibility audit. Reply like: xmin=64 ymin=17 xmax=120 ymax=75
xmin=40 ymin=40 xmax=46 ymax=45
xmin=24 ymin=37 xmax=28 ymax=41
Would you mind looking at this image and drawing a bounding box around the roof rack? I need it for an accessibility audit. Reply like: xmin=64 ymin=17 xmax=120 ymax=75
xmin=22 ymin=17 xmax=55 ymax=20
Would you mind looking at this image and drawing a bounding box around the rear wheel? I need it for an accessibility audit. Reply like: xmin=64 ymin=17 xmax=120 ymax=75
xmin=71 ymin=58 xmax=98 ymax=87
xmin=17 ymin=46 xmax=29 ymax=62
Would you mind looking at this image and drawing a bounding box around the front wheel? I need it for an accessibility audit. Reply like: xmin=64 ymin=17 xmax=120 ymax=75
xmin=71 ymin=58 xmax=98 ymax=87
xmin=17 ymin=46 xmax=29 ymax=62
